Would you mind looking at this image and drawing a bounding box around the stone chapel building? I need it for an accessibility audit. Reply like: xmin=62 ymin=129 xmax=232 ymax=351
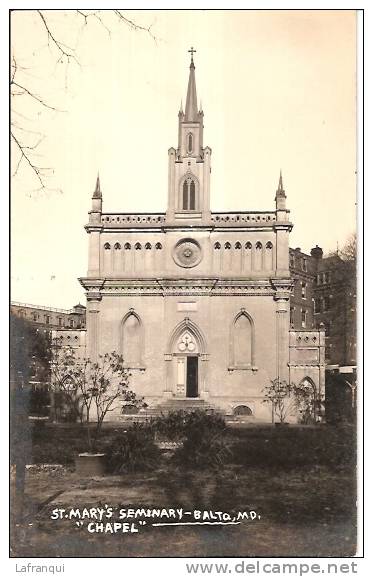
xmin=79 ymin=53 xmax=325 ymax=422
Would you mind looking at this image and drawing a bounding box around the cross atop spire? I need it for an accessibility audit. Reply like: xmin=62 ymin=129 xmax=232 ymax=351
xmin=188 ymin=46 xmax=196 ymax=66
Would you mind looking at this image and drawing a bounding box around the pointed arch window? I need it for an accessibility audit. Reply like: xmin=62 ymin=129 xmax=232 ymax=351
xmin=264 ymin=241 xmax=274 ymax=270
xmin=124 ymin=243 xmax=131 ymax=250
xmin=256 ymin=242 xmax=262 ymax=250
xmin=181 ymin=176 xmax=198 ymax=211
xmin=114 ymin=242 xmax=121 ymax=250
xmin=120 ymin=311 xmax=145 ymax=369
xmin=229 ymin=310 xmax=255 ymax=370
xmin=134 ymin=242 xmax=142 ymax=250
xmin=187 ymin=133 xmax=193 ymax=154
xmin=104 ymin=242 xmax=111 ymax=250
xmin=235 ymin=242 xmax=242 ymax=250
xmin=214 ymin=242 xmax=221 ymax=250
xmin=224 ymin=242 xmax=231 ymax=250
xmin=183 ymin=180 xmax=188 ymax=210
xmin=155 ymin=242 xmax=162 ymax=250
xmin=190 ymin=180 xmax=196 ymax=210
xmin=145 ymin=242 xmax=152 ymax=250
xmin=245 ymin=242 xmax=252 ymax=250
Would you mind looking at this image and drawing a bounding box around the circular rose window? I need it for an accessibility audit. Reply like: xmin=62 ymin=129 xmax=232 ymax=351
xmin=173 ymin=238 xmax=202 ymax=268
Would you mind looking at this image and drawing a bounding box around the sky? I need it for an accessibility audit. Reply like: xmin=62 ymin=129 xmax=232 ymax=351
xmin=10 ymin=9 xmax=357 ymax=309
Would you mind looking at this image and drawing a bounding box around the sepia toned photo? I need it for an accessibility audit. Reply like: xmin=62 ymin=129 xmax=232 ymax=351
xmin=10 ymin=9 xmax=358 ymax=561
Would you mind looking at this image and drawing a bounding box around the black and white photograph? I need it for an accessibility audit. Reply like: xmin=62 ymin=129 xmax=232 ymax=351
xmin=9 ymin=7 xmax=360 ymax=565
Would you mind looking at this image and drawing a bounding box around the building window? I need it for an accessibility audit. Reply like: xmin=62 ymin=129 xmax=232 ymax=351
xmin=290 ymin=254 xmax=295 ymax=268
xmin=301 ymin=282 xmax=306 ymax=299
xmin=301 ymin=309 xmax=306 ymax=328
xmin=187 ymin=133 xmax=193 ymax=153
xmin=122 ymin=312 xmax=143 ymax=367
xmin=32 ymin=312 xmax=38 ymax=322
xmin=145 ymin=242 xmax=152 ymax=250
xmin=104 ymin=243 xmax=111 ymax=250
xmin=231 ymin=311 xmax=254 ymax=367
xmin=245 ymin=242 xmax=252 ymax=250
xmin=290 ymin=307 xmax=295 ymax=325
xmin=224 ymin=242 xmax=231 ymax=250
xmin=45 ymin=315 xmax=50 ymax=325
xmin=135 ymin=242 xmax=142 ymax=250
xmin=70 ymin=319 xmax=74 ymax=328
xmin=214 ymin=242 xmax=221 ymax=250
xmin=124 ymin=243 xmax=131 ymax=250
xmin=155 ymin=242 xmax=162 ymax=250
xmin=314 ymin=298 xmax=321 ymax=314
xmin=302 ymin=258 xmax=307 ymax=271
xmin=235 ymin=242 xmax=242 ymax=249
xmin=324 ymin=295 xmax=331 ymax=311
xmin=114 ymin=242 xmax=121 ymax=250
xmin=58 ymin=317 xmax=62 ymax=326
xmin=181 ymin=177 xmax=197 ymax=210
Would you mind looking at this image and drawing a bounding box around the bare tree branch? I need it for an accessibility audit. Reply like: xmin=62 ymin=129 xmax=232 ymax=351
xmin=11 ymin=131 xmax=52 ymax=189
xmin=113 ymin=10 xmax=157 ymax=42
xmin=36 ymin=10 xmax=79 ymax=65
xmin=11 ymin=80 xmax=62 ymax=112
xmin=11 ymin=9 xmax=158 ymax=192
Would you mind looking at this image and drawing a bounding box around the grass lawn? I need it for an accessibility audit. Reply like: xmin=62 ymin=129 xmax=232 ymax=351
xmin=10 ymin=423 xmax=357 ymax=558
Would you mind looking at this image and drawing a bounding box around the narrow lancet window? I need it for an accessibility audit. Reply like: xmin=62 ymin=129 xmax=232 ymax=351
xmin=188 ymin=133 xmax=193 ymax=153
xmin=190 ymin=180 xmax=196 ymax=210
xmin=181 ymin=177 xmax=198 ymax=211
xmin=183 ymin=180 xmax=188 ymax=210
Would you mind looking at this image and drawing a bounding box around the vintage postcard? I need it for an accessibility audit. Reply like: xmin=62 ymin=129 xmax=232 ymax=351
xmin=9 ymin=7 xmax=360 ymax=569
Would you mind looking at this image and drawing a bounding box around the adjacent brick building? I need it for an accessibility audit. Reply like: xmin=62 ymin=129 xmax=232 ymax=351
xmin=289 ymin=244 xmax=356 ymax=368
xmin=10 ymin=302 xmax=86 ymax=334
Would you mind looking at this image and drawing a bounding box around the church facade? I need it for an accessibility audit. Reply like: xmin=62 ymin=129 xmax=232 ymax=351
xmin=79 ymin=54 xmax=325 ymax=422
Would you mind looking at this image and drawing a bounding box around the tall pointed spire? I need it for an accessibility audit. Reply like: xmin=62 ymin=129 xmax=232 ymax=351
xmin=93 ymin=172 xmax=101 ymax=199
xmin=277 ymin=170 xmax=284 ymax=194
xmin=276 ymin=170 xmax=285 ymax=196
xmin=275 ymin=170 xmax=287 ymax=210
xmin=185 ymin=47 xmax=198 ymax=122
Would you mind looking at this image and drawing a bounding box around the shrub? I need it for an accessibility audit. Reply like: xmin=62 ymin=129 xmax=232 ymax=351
xmin=105 ymin=423 xmax=161 ymax=474
xmin=153 ymin=409 xmax=230 ymax=469
xmin=174 ymin=430 xmax=232 ymax=469
xmin=153 ymin=409 xmax=226 ymax=442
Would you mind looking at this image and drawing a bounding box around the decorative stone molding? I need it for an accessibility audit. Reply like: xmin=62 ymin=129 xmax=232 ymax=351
xmin=167 ymin=317 xmax=207 ymax=356
xmin=86 ymin=291 xmax=102 ymax=302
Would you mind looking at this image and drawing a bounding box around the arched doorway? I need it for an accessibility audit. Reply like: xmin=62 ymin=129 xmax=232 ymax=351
xmin=297 ymin=377 xmax=318 ymax=423
xmin=167 ymin=319 xmax=207 ymax=398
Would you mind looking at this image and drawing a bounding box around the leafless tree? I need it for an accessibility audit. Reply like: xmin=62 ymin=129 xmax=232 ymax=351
xmin=11 ymin=9 xmax=157 ymax=191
